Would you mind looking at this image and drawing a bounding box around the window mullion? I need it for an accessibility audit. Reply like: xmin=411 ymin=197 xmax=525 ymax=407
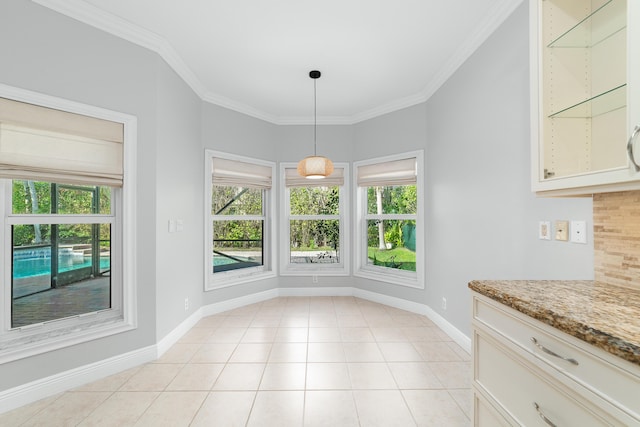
xmin=8 ymin=215 xmax=115 ymax=225
xmin=364 ymin=214 xmax=416 ymax=221
xmin=288 ymin=214 xmax=340 ymax=221
xmin=212 ymin=214 xmax=265 ymax=222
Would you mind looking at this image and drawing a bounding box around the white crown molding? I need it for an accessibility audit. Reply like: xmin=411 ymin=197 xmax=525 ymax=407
xmin=32 ymin=0 xmax=523 ymax=125
xmin=417 ymin=0 xmax=525 ymax=105
xmin=347 ymin=0 xmax=525 ymax=125
xmin=201 ymin=91 xmax=280 ymax=124
xmin=31 ymin=0 xmax=208 ymax=94
xmin=348 ymin=92 xmax=430 ymax=125
xmin=275 ymin=116 xmax=355 ymax=126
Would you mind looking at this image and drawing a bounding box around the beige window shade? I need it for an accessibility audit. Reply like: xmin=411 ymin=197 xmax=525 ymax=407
xmin=285 ymin=167 xmax=344 ymax=188
xmin=0 ymin=97 xmax=124 ymax=187
xmin=212 ymin=157 xmax=272 ymax=189
xmin=357 ymin=158 xmax=417 ymax=187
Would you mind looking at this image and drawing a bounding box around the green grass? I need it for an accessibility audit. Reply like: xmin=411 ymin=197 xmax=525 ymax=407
xmin=368 ymin=246 xmax=415 ymax=262
xmin=368 ymin=247 xmax=416 ymax=271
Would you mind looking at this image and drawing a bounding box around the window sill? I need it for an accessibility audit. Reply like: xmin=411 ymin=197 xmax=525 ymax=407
xmin=0 ymin=315 xmax=136 ymax=364
xmin=206 ymin=270 xmax=277 ymax=291
xmin=354 ymin=267 xmax=423 ymax=289
xmin=280 ymin=266 xmax=350 ymax=277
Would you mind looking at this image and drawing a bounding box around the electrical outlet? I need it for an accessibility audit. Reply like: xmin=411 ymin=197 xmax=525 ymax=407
xmin=312 ymin=275 xmax=318 ymax=283
xmin=441 ymin=297 xmax=447 ymax=311
xmin=184 ymin=298 xmax=189 ymax=311
xmin=555 ymin=220 xmax=569 ymax=241
xmin=539 ymin=221 xmax=551 ymax=240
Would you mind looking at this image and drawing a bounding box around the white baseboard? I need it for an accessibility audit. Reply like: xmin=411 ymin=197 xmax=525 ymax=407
xmin=0 ymin=285 xmax=470 ymax=415
xmin=0 ymin=345 xmax=156 ymax=414
xmin=278 ymin=286 xmax=353 ymax=297
xmin=158 ymin=288 xmax=280 ymax=358
xmin=200 ymin=288 xmax=280 ymax=317
xmin=421 ymin=304 xmax=471 ymax=353
xmin=353 ymin=288 xmax=471 ymax=353
xmin=353 ymin=288 xmax=430 ymax=316
xmin=156 ymin=308 xmax=204 ymax=357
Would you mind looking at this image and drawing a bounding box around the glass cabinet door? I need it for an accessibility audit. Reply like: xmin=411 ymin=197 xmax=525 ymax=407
xmin=539 ymin=0 xmax=627 ymax=181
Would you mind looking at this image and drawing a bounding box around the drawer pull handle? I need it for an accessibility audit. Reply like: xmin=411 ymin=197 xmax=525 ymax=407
xmin=534 ymin=402 xmax=558 ymax=427
xmin=626 ymin=125 xmax=640 ymax=172
xmin=531 ymin=337 xmax=579 ymax=365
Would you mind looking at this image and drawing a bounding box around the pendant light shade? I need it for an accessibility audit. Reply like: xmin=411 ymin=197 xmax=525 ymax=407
xmin=297 ymin=155 xmax=334 ymax=179
xmin=298 ymin=70 xmax=334 ymax=179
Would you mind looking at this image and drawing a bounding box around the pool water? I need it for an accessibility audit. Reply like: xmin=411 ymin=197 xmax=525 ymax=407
xmin=213 ymin=256 xmax=245 ymax=266
xmin=13 ymin=257 xmax=111 ymax=278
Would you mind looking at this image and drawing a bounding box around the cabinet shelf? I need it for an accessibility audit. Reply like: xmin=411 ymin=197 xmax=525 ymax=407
xmin=548 ymin=0 xmax=626 ymax=48
xmin=549 ymin=84 xmax=626 ymax=118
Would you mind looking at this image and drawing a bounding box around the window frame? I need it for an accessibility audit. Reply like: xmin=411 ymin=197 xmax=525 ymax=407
xmin=204 ymin=150 xmax=276 ymax=290
xmin=0 ymin=84 xmax=137 ymax=363
xmin=353 ymin=151 xmax=424 ymax=289
xmin=279 ymin=162 xmax=350 ymax=276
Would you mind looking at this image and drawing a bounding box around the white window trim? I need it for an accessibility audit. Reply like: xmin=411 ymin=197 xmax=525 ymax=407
xmin=353 ymin=150 xmax=424 ymax=289
xmin=204 ymin=150 xmax=276 ymax=290
xmin=0 ymin=84 xmax=137 ymax=363
xmin=279 ymin=162 xmax=350 ymax=276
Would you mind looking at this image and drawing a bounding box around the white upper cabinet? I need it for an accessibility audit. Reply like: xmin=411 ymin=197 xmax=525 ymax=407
xmin=531 ymin=0 xmax=640 ymax=196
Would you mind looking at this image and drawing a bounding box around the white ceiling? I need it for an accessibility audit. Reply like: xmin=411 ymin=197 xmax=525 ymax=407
xmin=34 ymin=0 xmax=522 ymax=124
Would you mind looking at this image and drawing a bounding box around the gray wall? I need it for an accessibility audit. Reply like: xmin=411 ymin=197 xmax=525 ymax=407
xmin=0 ymin=0 xmax=160 ymax=390
xmin=276 ymin=125 xmax=355 ymax=289
xmin=352 ymin=2 xmax=593 ymax=336
xmin=154 ymin=61 xmax=204 ymax=339
xmin=424 ymin=2 xmax=592 ymax=336
xmin=200 ymin=103 xmax=281 ymax=305
xmin=0 ymin=0 xmax=594 ymax=393
xmin=352 ymin=103 xmax=430 ymax=305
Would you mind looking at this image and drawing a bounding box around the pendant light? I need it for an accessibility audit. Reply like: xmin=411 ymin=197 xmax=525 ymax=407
xmin=297 ymin=70 xmax=334 ymax=179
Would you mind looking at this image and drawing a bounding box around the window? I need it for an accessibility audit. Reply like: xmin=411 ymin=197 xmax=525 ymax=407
xmin=205 ymin=151 xmax=275 ymax=289
xmin=10 ymin=182 xmax=113 ymax=328
xmin=280 ymin=163 xmax=349 ymax=275
xmin=354 ymin=151 xmax=424 ymax=288
xmin=0 ymin=87 xmax=137 ymax=363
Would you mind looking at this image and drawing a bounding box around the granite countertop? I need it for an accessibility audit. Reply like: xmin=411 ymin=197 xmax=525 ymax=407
xmin=468 ymin=280 xmax=640 ymax=366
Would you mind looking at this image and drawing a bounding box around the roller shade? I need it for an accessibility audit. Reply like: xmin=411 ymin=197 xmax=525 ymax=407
xmin=357 ymin=157 xmax=416 ymax=187
xmin=0 ymin=97 xmax=124 ymax=187
xmin=285 ymin=167 xmax=344 ymax=187
xmin=212 ymin=157 xmax=272 ymax=189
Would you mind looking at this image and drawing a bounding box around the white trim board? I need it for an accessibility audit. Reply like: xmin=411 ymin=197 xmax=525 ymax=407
xmin=164 ymin=286 xmax=470 ymax=355
xmin=33 ymin=0 xmax=523 ymax=125
xmin=0 ymin=286 xmax=470 ymax=415
xmin=352 ymin=288 xmax=471 ymax=352
xmin=0 ymin=345 xmax=156 ymax=414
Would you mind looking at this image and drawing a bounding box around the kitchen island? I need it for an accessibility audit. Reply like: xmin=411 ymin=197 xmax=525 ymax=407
xmin=469 ymin=280 xmax=640 ymax=426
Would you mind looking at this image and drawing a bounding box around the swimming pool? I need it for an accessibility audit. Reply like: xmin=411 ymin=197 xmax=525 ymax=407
xmin=13 ymin=257 xmax=110 ymax=278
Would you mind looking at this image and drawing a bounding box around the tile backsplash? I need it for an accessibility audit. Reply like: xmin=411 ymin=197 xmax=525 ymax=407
xmin=594 ymin=191 xmax=640 ymax=289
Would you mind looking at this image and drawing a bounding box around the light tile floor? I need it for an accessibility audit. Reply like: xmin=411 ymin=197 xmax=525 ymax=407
xmin=0 ymin=296 xmax=472 ymax=426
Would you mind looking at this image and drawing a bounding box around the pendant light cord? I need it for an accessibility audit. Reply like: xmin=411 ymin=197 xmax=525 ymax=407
xmin=313 ymin=77 xmax=317 ymax=156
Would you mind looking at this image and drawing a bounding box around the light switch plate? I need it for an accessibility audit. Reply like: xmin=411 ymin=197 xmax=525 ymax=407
xmin=555 ymin=220 xmax=569 ymax=241
xmin=570 ymin=220 xmax=587 ymax=244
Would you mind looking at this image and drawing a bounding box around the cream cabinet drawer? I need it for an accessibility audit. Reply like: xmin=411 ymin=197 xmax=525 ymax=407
xmin=473 ymin=295 xmax=640 ymax=420
xmin=474 ymin=394 xmax=511 ymax=427
xmin=475 ymin=330 xmax=617 ymax=427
